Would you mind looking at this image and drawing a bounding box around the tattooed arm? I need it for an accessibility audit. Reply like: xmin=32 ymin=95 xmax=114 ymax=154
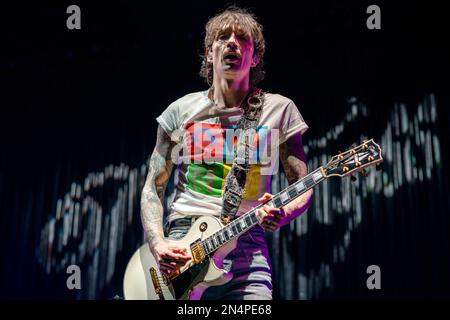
xmin=141 ymin=125 xmax=190 ymax=274
xmin=257 ymin=131 xmax=313 ymax=231
xmin=141 ymin=125 xmax=173 ymax=245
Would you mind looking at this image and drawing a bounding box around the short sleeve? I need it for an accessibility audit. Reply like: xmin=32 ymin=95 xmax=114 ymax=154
xmin=279 ymin=100 xmax=309 ymax=144
xmin=156 ymin=100 xmax=181 ymax=136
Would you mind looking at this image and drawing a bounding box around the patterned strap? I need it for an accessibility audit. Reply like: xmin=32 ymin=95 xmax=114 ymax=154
xmin=220 ymin=89 xmax=265 ymax=224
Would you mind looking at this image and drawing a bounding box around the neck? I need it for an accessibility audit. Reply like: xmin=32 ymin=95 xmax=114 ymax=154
xmin=200 ymin=167 xmax=326 ymax=256
xmin=212 ymin=75 xmax=251 ymax=108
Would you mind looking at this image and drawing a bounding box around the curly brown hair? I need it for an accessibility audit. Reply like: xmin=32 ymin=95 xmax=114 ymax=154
xmin=199 ymin=6 xmax=266 ymax=87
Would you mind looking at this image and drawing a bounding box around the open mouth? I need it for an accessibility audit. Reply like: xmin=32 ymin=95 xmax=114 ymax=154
xmin=223 ymin=52 xmax=241 ymax=63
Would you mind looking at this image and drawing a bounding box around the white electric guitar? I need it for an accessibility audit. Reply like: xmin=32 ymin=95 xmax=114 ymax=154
xmin=123 ymin=139 xmax=383 ymax=300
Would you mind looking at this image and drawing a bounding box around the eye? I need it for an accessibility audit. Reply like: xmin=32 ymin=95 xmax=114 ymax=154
xmin=236 ymin=31 xmax=250 ymax=41
xmin=217 ymin=33 xmax=228 ymax=41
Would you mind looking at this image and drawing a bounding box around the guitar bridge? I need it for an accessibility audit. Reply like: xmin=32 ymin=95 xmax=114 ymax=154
xmin=190 ymin=239 xmax=206 ymax=264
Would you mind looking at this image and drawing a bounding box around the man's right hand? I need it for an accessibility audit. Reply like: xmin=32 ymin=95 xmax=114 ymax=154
xmin=149 ymin=239 xmax=192 ymax=277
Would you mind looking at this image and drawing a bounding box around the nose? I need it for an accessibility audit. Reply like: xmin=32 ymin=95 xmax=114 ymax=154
xmin=227 ymin=32 xmax=238 ymax=49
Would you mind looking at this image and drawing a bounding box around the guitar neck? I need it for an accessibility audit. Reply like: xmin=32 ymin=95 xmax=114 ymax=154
xmin=201 ymin=167 xmax=327 ymax=255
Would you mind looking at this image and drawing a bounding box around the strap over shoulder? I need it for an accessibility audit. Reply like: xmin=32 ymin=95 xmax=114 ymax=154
xmin=220 ymin=89 xmax=265 ymax=224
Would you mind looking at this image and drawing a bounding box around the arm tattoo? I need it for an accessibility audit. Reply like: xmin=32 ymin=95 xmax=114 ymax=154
xmin=279 ymin=132 xmax=312 ymax=218
xmin=140 ymin=125 xmax=174 ymax=245
xmin=279 ymin=132 xmax=308 ymax=185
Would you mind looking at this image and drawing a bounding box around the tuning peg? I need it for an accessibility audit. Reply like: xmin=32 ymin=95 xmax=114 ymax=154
xmin=376 ymin=164 xmax=382 ymax=171
xmin=350 ymin=175 xmax=357 ymax=182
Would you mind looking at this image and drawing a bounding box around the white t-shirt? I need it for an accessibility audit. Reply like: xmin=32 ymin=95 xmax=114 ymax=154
xmin=156 ymin=89 xmax=308 ymax=222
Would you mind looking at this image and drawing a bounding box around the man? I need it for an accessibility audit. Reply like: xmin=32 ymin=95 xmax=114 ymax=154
xmin=140 ymin=6 xmax=313 ymax=300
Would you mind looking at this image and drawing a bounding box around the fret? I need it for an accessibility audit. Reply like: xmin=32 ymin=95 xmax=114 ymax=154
xmin=224 ymin=229 xmax=230 ymax=241
xmin=296 ymin=180 xmax=305 ymax=193
xmin=245 ymin=216 xmax=252 ymax=227
xmin=279 ymin=192 xmax=289 ymax=204
xmin=211 ymin=237 xmax=217 ymax=248
xmin=202 ymin=242 xmax=208 ymax=254
xmin=216 ymin=233 xmax=223 ymax=245
xmin=204 ymin=240 xmax=211 ymax=253
xmin=287 ymin=187 xmax=297 ymax=199
xmin=209 ymin=238 xmax=214 ymax=250
xmin=273 ymin=196 xmax=283 ymax=208
xmin=304 ymin=176 xmax=315 ymax=189
xmin=228 ymin=227 xmax=234 ymax=237
xmin=223 ymin=231 xmax=228 ymax=242
xmin=250 ymin=212 xmax=258 ymax=224
xmin=236 ymin=221 xmax=242 ymax=233
xmin=312 ymin=169 xmax=324 ymax=183
xmin=241 ymin=219 xmax=247 ymax=230
xmin=231 ymin=223 xmax=238 ymax=235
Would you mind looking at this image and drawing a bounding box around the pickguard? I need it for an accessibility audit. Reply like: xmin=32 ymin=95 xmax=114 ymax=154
xmin=171 ymin=259 xmax=211 ymax=299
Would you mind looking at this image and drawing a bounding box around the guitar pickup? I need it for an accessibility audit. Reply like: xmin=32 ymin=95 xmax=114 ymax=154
xmin=190 ymin=239 xmax=206 ymax=264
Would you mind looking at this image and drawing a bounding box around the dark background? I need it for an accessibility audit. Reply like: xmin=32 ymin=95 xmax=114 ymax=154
xmin=1 ymin=0 xmax=449 ymax=299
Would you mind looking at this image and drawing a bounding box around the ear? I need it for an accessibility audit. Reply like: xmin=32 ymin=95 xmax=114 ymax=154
xmin=251 ymin=54 xmax=260 ymax=67
xmin=206 ymin=48 xmax=213 ymax=63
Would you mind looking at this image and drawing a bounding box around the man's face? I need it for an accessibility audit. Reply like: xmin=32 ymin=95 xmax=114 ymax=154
xmin=209 ymin=25 xmax=257 ymax=82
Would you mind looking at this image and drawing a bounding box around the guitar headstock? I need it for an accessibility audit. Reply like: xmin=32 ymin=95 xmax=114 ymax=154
xmin=323 ymin=139 xmax=383 ymax=178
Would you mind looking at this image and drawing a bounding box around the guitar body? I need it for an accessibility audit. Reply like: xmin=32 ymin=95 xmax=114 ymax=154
xmin=123 ymin=216 xmax=236 ymax=300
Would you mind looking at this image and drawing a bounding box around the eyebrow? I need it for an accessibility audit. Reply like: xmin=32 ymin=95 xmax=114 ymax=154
xmin=216 ymin=26 xmax=251 ymax=38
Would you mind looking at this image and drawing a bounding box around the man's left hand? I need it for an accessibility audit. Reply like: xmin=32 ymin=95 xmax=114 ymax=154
xmin=256 ymin=193 xmax=287 ymax=232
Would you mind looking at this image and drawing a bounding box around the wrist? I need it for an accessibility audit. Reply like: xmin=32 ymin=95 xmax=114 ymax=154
xmin=148 ymin=236 xmax=164 ymax=248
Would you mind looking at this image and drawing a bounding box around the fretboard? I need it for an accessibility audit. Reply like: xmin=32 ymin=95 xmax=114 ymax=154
xmin=201 ymin=167 xmax=326 ymax=255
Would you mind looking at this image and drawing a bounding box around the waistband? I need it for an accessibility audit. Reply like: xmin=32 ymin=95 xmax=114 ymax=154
xmin=164 ymin=215 xmax=266 ymax=238
xmin=164 ymin=216 xmax=200 ymax=235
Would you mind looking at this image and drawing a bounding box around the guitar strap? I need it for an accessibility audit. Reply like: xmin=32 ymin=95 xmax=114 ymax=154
xmin=220 ymin=88 xmax=265 ymax=224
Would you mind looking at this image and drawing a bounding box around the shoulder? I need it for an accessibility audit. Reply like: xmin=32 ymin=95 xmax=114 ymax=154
xmin=264 ymin=92 xmax=294 ymax=104
xmin=157 ymin=90 xmax=210 ymax=134
xmin=261 ymin=92 xmax=300 ymax=116
xmin=263 ymin=92 xmax=297 ymax=110
xmin=159 ymin=90 xmax=208 ymax=118
xmin=260 ymin=91 xmax=309 ymax=139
